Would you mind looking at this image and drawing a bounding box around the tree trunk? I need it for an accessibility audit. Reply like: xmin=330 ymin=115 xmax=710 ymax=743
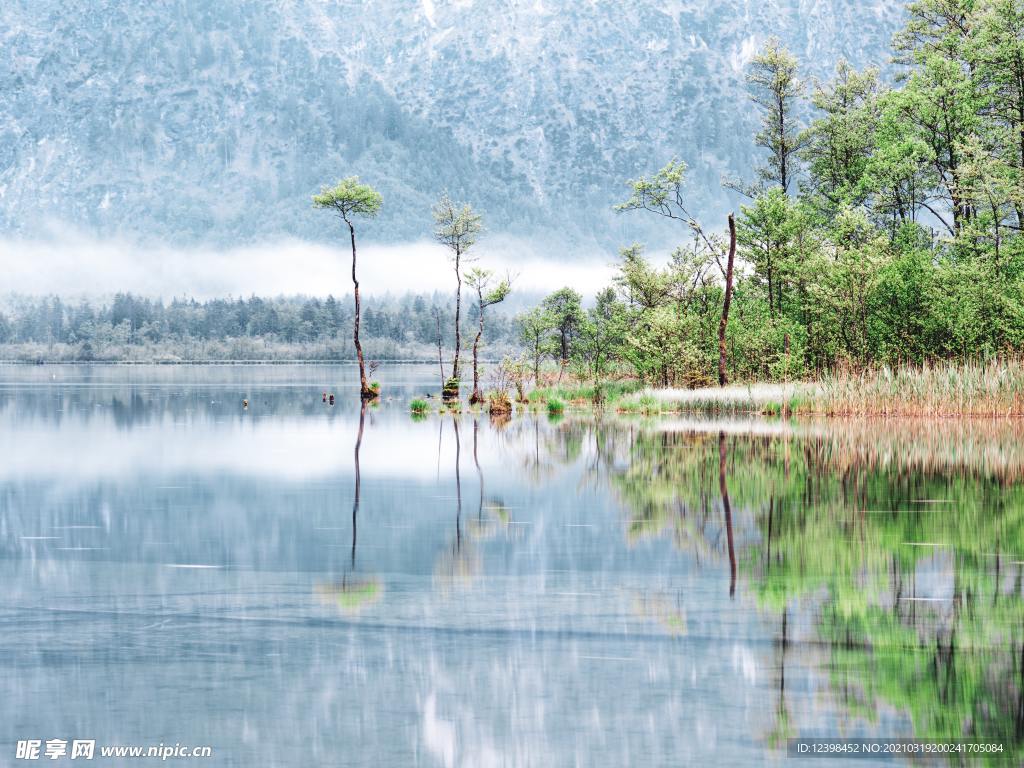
xmin=718 ymin=213 xmax=737 ymax=386
xmin=435 ymin=311 xmax=445 ymax=391
xmin=556 ymin=332 xmax=568 ymax=383
xmin=452 ymin=249 xmax=462 ymax=384
xmin=453 ymin=415 xmax=462 ymax=550
xmin=348 ymin=222 xmax=375 ymax=400
xmin=470 ymin=306 xmax=484 ymax=404
xmin=473 ymin=418 xmax=483 ymax=521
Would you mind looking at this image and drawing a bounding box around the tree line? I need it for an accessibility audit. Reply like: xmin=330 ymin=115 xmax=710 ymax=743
xmin=0 ymin=292 xmax=520 ymax=363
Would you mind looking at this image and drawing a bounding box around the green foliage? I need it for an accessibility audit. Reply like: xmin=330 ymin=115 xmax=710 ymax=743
xmin=432 ymin=193 xmax=483 ymax=256
xmin=409 ymin=398 xmax=429 ymax=415
xmin=541 ymin=287 xmax=585 ymax=365
xmin=615 ymin=159 xmax=691 ymax=219
xmin=312 ymin=177 xmax=383 ymax=221
xmin=746 ymin=37 xmax=806 ymax=194
xmin=592 ymin=1 xmax=1024 ymax=385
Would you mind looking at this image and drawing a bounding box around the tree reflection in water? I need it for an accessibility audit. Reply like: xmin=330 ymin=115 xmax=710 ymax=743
xmin=537 ymin=416 xmax=1024 ymax=763
xmin=316 ymin=402 xmax=381 ymax=613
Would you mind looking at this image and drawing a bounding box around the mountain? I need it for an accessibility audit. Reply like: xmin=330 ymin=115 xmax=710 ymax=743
xmin=0 ymin=0 xmax=905 ymax=252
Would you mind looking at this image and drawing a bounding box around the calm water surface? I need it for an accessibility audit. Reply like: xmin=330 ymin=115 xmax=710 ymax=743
xmin=1 ymin=365 xmax=1022 ymax=766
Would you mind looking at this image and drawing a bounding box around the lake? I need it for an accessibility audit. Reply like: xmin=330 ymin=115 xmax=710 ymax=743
xmin=1 ymin=364 xmax=1021 ymax=766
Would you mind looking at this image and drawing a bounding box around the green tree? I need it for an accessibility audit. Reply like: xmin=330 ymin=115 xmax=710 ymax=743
xmin=572 ymin=287 xmax=627 ymax=391
xmin=893 ymin=0 xmax=982 ymax=236
xmin=541 ymin=287 xmax=584 ymax=379
xmin=516 ymin=308 xmax=553 ymax=384
xmin=737 ymin=188 xmax=800 ymax=317
xmin=313 ymin=177 xmax=383 ymax=400
xmin=746 ymin=38 xmax=807 ymax=195
xmin=803 ymin=60 xmax=882 ymax=210
xmin=973 ymin=0 xmax=1024 ymax=227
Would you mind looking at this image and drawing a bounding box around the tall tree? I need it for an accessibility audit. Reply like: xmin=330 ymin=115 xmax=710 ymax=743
xmin=573 ymin=287 xmax=627 ymax=393
xmin=433 ymin=193 xmax=483 ymax=390
xmin=313 ymin=177 xmax=383 ymax=400
xmin=464 ymin=268 xmax=511 ymax=404
xmin=738 ymin=188 xmax=800 ymax=316
xmin=747 ymin=38 xmax=807 ymax=195
xmin=974 ymin=0 xmax=1024 ymax=227
xmin=893 ymin=0 xmax=981 ymax=235
xmin=804 ymin=60 xmax=882 ymax=210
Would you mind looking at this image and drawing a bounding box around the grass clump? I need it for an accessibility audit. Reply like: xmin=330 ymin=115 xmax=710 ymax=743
xmin=442 ymin=377 xmax=460 ymax=401
xmin=488 ymin=391 xmax=513 ymax=415
xmin=410 ymin=398 xmax=429 ymax=415
xmin=530 ymin=380 xmax=642 ymax=407
xmin=546 ymin=397 xmax=565 ymax=416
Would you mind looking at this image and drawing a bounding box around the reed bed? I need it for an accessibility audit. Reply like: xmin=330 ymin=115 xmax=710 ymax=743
xmin=614 ymin=360 xmax=1024 ymax=416
xmin=811 ymin=359 xmax=1024 ymax=416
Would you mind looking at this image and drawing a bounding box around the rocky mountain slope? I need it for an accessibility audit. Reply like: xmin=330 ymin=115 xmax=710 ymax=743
xmin=0 ymin=0 xmax=905 ymax=250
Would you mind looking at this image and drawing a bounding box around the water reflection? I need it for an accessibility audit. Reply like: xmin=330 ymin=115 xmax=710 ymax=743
xmin=2 ymin=366 xmax=1023 ymax=766
xmin=554 ymin=416 xmax=1024 ymax=764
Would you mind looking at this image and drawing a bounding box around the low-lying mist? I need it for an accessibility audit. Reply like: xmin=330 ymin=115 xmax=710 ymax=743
xmin=0 ymin=230 xmax=618 ymax=305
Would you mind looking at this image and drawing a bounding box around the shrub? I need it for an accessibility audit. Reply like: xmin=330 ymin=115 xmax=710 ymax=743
xmin=442 ymin=377 xmax=460 ymax=400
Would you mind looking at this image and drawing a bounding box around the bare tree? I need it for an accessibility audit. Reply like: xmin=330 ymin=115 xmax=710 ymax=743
xmin=464 ymin=268 xmax=511 ymax=404
xmin=718 ymin=214 xmax=737 ymax=386
xmin=432 ymin=193 xmax=483 ymax=392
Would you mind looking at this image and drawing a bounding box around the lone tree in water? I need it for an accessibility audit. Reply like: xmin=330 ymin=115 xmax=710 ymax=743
xmin=313 ymin=177 xmax=383 ymax=400
xmin=464 ymin=268 xmax=511 ymax=404
xmin=433 ymin=193 xmax=483 ymax=392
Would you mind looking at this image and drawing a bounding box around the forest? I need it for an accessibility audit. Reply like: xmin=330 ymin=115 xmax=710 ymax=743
xmin=564 ymin=0 xmax=1024 ymax=387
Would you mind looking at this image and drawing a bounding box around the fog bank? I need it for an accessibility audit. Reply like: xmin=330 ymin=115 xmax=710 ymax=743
xmin=1 ymin=231 xmax=619 ymax=301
